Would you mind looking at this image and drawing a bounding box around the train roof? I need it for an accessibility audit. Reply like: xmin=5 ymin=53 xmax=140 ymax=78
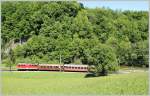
xmin=18 ymin=63 xmax=37 ymax=65
xmin=17 ymin=63 xmax=88 ymax=67
xmin=64 ymin=64 xmax=88 ymax=67
xmin=39 ymin=64 xmax=60 ymax=66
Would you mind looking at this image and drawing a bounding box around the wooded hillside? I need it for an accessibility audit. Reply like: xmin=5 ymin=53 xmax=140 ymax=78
xmin=2 ymin=1 xmax=148 ymax=68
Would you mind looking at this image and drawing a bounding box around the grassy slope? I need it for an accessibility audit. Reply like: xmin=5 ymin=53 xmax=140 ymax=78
xmin=2 ymin=71 xmax=148 ymax=96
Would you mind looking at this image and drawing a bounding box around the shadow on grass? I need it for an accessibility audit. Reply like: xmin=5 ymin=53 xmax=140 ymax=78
xmin=84 ymin=73 xmax=96 ymax=78
xmin=84 ymin=72 xmax=108 ymax=78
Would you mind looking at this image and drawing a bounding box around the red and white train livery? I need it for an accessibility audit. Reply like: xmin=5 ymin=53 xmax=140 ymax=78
xmin=17 ymin=63 xmax=89 ymax=72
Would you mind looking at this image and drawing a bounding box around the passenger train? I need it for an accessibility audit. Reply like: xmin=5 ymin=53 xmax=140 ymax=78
xmin=17 ymin=63 xmax=89 ymax=72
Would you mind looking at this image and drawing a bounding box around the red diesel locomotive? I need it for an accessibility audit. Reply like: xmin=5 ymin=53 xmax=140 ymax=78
xmin=17 ymin=63 xmax=89 ymax=72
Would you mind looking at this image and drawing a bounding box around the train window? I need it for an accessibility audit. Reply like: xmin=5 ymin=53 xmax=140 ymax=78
xmin=81 ymin=67 xmax=83 ymax=69
xmin=69 ymin=67 xmax=71 ymax=68
xmin=78 ymin=67 xmax=80 ymax=69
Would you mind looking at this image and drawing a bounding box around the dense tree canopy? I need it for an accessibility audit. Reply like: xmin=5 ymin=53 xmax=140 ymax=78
xmin=2 ymin=1 xmax=149 ymax=75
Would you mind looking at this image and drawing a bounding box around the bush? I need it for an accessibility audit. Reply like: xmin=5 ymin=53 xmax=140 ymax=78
xmin=85 ymin=44 xmax=118 ymax=76
xmin=2 ymin=59 xmax=11 ymax=67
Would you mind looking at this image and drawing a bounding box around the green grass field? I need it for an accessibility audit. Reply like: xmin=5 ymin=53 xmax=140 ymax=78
xmin=2 ymin=70 xmax=148 ymax=96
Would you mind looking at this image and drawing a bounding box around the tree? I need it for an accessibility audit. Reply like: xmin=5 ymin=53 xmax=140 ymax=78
xmin=8 ymin=48 xmax=16 ymax=71
xmin=85 ymin=44 xmax=118 ymax=76
xmin=2 ymin=1 xmax=148 ymax=70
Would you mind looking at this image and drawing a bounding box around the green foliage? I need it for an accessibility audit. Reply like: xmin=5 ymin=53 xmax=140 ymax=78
xmin=85 ymin=43 xmax=118 ymax=76
xmin=2 ymin=1 xmax=148 ymax=71
xmin=2 ymin=58 xmax=11 ymax=67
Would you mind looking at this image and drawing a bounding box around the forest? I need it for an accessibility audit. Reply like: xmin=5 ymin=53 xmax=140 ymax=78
xmin=1 ymin=1 xmax=148 ymax=75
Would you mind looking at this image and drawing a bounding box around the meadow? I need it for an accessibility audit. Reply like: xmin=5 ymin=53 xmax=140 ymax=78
xmin=2 ymin=70 xmax=148 ymax=96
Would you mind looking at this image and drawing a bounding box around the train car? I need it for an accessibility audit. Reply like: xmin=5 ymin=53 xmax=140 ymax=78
xmin=17 ymin=63 xmax=38 ymax=71
xmin=16 ymin=63 xmax=89 ymax=72
xmin=38 ymin=64 xmax=61 ymax=71
xmin=63 ymin=64 xmax=88 ymax=72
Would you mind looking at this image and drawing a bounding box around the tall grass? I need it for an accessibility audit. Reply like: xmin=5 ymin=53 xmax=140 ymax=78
xmin=2 ymin=71 xmax=148 ymax=96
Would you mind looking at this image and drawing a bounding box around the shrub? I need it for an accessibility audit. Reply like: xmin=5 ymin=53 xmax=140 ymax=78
xmin=85 ymin=43 xmax=118 ymax=76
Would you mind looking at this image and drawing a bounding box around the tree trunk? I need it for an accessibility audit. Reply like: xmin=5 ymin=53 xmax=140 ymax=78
xmin=9 ymin=63 xmax=12 ymax=71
